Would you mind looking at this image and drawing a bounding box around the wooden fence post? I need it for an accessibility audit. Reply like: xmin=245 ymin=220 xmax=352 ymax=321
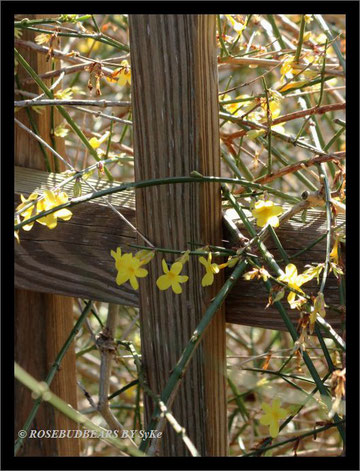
xmin=129 ymin=15 xmax=227 ymax=456
xmin=14 ymin=16 xmax=79 ymax=456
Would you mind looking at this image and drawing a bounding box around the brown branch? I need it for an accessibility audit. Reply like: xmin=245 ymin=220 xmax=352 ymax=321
xmin=15 ymin=38 xmax=114 ymax=78
xmin=221 ymin=102 xmax=345 ymax=141
xmin=218 ymin=56 xmax=344 ymax=77
xmin=234 ymin=152 xmax=345 ymax=194
xmin=15 ymin=99 xmax=131 ymax=107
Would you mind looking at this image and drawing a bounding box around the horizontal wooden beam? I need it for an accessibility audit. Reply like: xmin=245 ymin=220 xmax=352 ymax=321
xmin=15 ymin=166 xmax=344 ymax=334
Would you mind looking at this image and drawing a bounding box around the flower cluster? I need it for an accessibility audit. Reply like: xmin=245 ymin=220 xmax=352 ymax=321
xmin=111 ymin=248 xmax=238 ymax=294
xmin=15 ymin=190 xmax=73 ymax=243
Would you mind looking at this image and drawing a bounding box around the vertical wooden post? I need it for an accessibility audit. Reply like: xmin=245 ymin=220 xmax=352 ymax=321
xmin=129 ymin=15 xmax=227 ymax=456
xmin=14 ymin=16 xmax=79 ymax=456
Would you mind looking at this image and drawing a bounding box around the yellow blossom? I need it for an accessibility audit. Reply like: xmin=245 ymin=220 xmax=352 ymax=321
xmin=259 ymin=398 xmax=288 ymax=438
xmin=310 ymin=292 xmax=326 ymax=326
xmin=54 ymin=88 xmax=73 ymax=100
xmin=243 ymin=266 xmax=270 ymax=282
xmin=36 ymin=190 xmax=72 ymax=229
xmin=251 ymin=200 xmax=283 ymax=228
xmin=16 ymin=192 xmax=39 ymax=231
xmin=35 ymin=33 xmax=51 ymax=45
xmin=261 ymin=100 xmax=281 ymax=120
xmin=156 ymin=259 xmax=188 ymax=294
xmin=330 ymin=237 xmax=340 ymax=265
xmin=199 ymin=253 xmax=220 ymax=287
xmin=107 ymin=60 xmax=131 ymax=86
xmin=278 ymin=263 xmax=313 ymax=309
xmin=110 ymin=248 xmax=149 ymax=290
xmin=280 ymin=55 xmax=295 ymax=81
xmin=304 ymin=14 xmax=313 ymax=24
xmin=89 ymin=131 xmax=110 ymax=149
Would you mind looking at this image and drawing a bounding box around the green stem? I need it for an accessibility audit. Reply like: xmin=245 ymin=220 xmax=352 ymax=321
xmin=14 ymin=362 xmax=143 ymax=456
xmin=14 ymin=300 xmax=93 ymax=455
xmin=266 ymin=15 xmax=286 ymax=50
xmin=241 ymin=419 xmax=345 ymax=457
xmin=15 ymin=174 xmax=300 ymax=231
xmin=14 ymin=48 xmax=113 ymax=181
xmin=217 ymin=15 xmax=229 ymax=57
xmin=139 ymin=260 xmax=248 ymax=452
xmin=294 ymin=15 xmax=306 ymax=63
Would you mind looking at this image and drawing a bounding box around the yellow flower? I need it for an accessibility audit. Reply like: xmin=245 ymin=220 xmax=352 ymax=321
xmin=304 ymin=14 xmax=313 ymax=24
xmin=89 ymin=132 xmax=110 ymax=149
xmin=261 ymin=100 xmax=281 ymax=120
xmin=251 ymin=200 xmax=283 ymax=228
xmin=330 ymin=237 xmax=340 ymax=265
xmin=110 ymin=248 xmax=149 ymax=290
xmin=156 ymin=259 xmax=188 ymax=294
xmin=278 ymin=263 xmax=310 ymax=309
xmin=37 ymin=190 xmax=72 ymax=229
xmin=199 ymin=253 xmax=220 ymax=287
xmin=35 ymin=33 xmax=51 ymax=45
xmin=259 ymin=398 xmax=288 ymax=438
xmin=310 ymin=292 xmax=326 ymax=326
xmin=107 ymin=60 xmax=131 ymax=86
xmin=280 ymin=56 xmax=295 ymax=81
xmin=16 ymin=192 xmax=39 ymax=231
xmin=54 ymin=88 xmax=73 ymax=100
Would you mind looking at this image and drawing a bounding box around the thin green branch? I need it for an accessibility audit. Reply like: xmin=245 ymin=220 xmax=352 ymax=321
xmin=14 ymin=300 xmax=93 ymax=455
xmin=139 ymin=259 xmax=248 ymax=453
xmin=14 ymin=362 xmax=143 ymax=456
xmin=294 ymin=15 xmax=306 ymax=63
xmin=14 ymin=48 xmax=113 ymax=181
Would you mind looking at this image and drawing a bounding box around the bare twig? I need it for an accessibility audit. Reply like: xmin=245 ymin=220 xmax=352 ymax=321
xmin=233 ymin=151 xmax=345 ymax=194
xmin=15 ymin=99 xmax=131 ymax=108
xmin=218 ymin=56 xmax=344 ymax=77
xmin=221 ymin=102 xmax=345 ymax=141
xmin=97 ymin=304 xmax=137 ymax=447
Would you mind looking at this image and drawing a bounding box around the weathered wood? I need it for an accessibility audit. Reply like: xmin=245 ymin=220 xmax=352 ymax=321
xmin=129 ymin=15 xmax=227 ymax=456
xmin=15 ymin=18 xmax=79 ymax=457
xmin=15 ymin=166 xmax=345 ymax=335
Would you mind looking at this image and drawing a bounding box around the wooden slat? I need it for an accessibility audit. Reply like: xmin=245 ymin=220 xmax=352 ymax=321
xmin=15 ymin=166 xmax=345 ymax=336
xmin=129 ymin=14 xmax=227 ymax=456
xmin=224 ymin=208 xmax=345 ymax=334
xmin=15 ymin=166 xmax=137 ymax=306
xmin=15 ymin=18 xmax=79 ymax=457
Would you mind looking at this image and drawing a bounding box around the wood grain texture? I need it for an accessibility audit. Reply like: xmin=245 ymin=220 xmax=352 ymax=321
xmin=224 ymin=208 xmax=345 ymax=334
xmin=15 ymin=167 xmax=138 ymax=306
xmin=15 ymin=167 xmax=345 ymax=336
xmin=15 ymin=17 xmax=79 ymax=457
xmin=129 ymin=15 xmax=227 ymax=456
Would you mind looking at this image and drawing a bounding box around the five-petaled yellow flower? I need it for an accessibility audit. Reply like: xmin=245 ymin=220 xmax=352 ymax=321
xmin=199 ymin=253 xmax=220 ymax=287
xmin=259 ymin=398 xmax=288 ymax=438
xmin=156 ymin=259 xmax=189 ymax=294
xmin=251 ymin=200 xmax=283 ymax=228
xmin=37 ymin=190 xmax=73 ymax=229
xmin=278 ymin=263 xmax=310 ymax=309
xmin=111 ymin=248 xmax=149 ymax=290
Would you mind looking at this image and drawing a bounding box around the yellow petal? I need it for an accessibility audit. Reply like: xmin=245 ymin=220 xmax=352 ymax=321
xmin=172 ymin=282 xmax=182 ymax=294
xmin=129 ymin=276 xmax=139 ymax=290
xmin=171 ymin=262 xmax=183 ymax=276
xmin=156 ymin=274 xmax=171 ymax=290
xmin=161 ymin=259 xmax=169 ymax=274
xmin=116 ymin=272 xmax=130 ymax=286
